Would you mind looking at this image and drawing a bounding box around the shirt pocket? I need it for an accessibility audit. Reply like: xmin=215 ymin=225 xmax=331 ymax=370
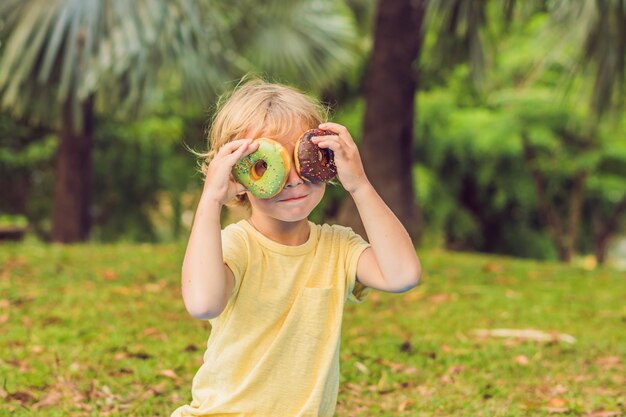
xmin=298 ymin=286 xmax=337 ymax=334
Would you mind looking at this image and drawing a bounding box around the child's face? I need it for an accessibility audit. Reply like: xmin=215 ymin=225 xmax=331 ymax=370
xmin=245 ymin=127 xmax=326 ymax=223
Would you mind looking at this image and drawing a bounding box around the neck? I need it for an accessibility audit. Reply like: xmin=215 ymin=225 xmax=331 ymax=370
xmin=247 ymin=216 xmax=310 ymax=246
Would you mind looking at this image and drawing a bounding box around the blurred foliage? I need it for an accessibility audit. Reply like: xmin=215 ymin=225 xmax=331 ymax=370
xmin=414 ymin=87 xmax=557 ymax=259
xmin=0 ymin=0 xmax=624 ymax=262
xmin=0 ymin=113 xmax=55 ymax=236
xmin=412 ymin=2 xmax=626 ymax=260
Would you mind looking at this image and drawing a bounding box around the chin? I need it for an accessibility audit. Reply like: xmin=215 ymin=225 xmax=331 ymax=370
xmin=273 ymin=204 xmax=317 ymax=223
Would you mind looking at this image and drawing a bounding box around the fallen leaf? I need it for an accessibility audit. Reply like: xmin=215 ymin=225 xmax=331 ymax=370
xmin=472 ymin=328 xmax=576 ymax=344
xmin=439 ymin=374 xmax=453 ymax=384
xmin=145 ymin=280 xmax=167 ymax=293
xmin=447 ymin=365 xmax=465 ymax=374
xmin=33 ymin=391 xmax=62 ymax=408
xmin=587 ymin=411 xmax=622 ymax=417
xmin=376 ymin=372 xmax=389 ymax=391
xmin=544 ymin=407 xmax=570 ymax=414
xmin=30 ymin=345 xmax=44 ymax=354
xmin=482 ymin=262 xmax=504 ymax=273
xmin=379 ymin=359 xmax=406 ymax=373
xmin=397 ymin=400 xmax=412 ymax=411
xmin=596 ymin=356 xmax=621 ymax=369
xmin=505 ymin=289 xmax=520 ymax=298
xmin=417 ymin=385 xmax=435 ymax=397
xmin=159 ymin=369 xmax=178 ymax=379
xmin=514 ymin=355 xmax=530 ymax=365
xmin=102 ymin=269 xmax=119 ymax=281
xmin=128 ymin=351 xmax=151 ymax=360
xmin=112 ymin=286 xmax=131 ymax=295
xmin=6 ymin=391 xmax=34 ymax=405
xmin=547 ymin=397 xmax=568 ymax=408
xmin=428 ymin=293 xmax=451 ymax=303
xmin=403 ymin=290 xmax=424 ymax=302
xmin=354 ymin=362 xmax=369 ymax=374
xmin=143 ymin=327 xmax=159 ymax=336
xmin=345 ymin=382 xmax=362 ymax=395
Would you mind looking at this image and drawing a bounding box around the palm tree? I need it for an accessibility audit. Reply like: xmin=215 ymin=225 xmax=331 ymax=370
xmin=0 ymin=0 xmax=358 ymax=242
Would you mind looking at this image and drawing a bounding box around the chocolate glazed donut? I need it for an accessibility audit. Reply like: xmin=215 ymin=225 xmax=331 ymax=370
xmin=294 ymin=129 xmax=337 ymax=183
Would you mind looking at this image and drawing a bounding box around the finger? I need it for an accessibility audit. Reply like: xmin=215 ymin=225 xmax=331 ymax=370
xmin=226 ymin=140 xmax=254 ymax=163
xmin=217 ymin=138 xmax=253 ymax=156
xmin=312 ymin=139 xmax=342 ymax=152
xmin=241 ymin=140 xmax=259 ymax=157
xmin=311 ymin=135 xmax=339 ymax=149
xmin=318 ymin=122 xmax=350 ymax=138
xmin=312 ymin=133 xmax=339 ymax=142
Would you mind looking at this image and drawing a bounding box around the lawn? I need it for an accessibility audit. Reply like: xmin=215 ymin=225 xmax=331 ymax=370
xmin=0 ymin=242 xmax=624 ymax=416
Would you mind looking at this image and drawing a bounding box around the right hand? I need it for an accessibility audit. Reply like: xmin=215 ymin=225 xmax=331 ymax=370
xmin=202 ymin=138 xmax=259 ymax=205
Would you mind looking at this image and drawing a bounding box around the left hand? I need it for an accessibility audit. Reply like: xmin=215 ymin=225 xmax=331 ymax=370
xmin=313 ymin=122 xmax=369 ymax=194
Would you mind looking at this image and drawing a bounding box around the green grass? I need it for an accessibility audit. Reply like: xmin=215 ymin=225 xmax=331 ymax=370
xmin=0 ymin=243 xmax=624 ymax=416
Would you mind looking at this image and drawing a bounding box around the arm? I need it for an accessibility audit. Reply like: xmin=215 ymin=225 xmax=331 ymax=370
xmin=181 ymin=139 xmax=258 ymax=319
xmin=314 ymin=123 xmax=421 ymax=293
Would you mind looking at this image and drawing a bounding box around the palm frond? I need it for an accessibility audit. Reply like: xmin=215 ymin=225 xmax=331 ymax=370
xmin=426 ymin=0 xmax=488 ymax=86
xmin=549 ymin=0 xmax=626 ymax=117
xmin=0 ymin=0 xmax=238 ymax=128
xmin=233 ymin=0 xmax=359 ymax=91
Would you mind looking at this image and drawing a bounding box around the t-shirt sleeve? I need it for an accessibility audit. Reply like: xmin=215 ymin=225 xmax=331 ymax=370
xmin=221 ymin=224 xmax=248 ymax=299
xmin=340 ymin=226 xmax=371 ymax=304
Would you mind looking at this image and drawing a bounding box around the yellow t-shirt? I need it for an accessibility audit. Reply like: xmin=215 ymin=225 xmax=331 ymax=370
xmin=172 ymin=220 xmax=371 ymax=417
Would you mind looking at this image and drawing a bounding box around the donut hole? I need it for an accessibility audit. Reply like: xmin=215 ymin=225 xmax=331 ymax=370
xmin=251 ymin=160 xmax=268 ymax=180
xmin=319 ymin=149 xmax=330 ymax=167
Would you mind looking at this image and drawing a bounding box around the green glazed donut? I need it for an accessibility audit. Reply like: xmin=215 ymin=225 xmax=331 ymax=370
xmin=231 ymin=138 xmax=291 ymax=199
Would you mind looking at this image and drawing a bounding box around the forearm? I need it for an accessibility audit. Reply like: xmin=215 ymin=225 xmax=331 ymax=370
xmin=181 ymin=196 xmax=230 ymax=319
xmin=351 ymin=182 xmax=421 ymax=288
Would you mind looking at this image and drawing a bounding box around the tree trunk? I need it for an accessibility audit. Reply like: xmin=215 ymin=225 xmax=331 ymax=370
xmin=563 ymin=171 xmax=588 ymax=262
xmin=338 ymin=0 xmax=425 ymax=242
xmin=593 ymin=196 xmax=626 ymax=264
xmin=51 ymin=96 xmax=94 ymax=243
xmin=520 ymin=135 xmax=589 ymax=263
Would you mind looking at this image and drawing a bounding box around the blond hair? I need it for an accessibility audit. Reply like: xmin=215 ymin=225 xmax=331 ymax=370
xmin=198 ymin=78 xmax=328 ymax=207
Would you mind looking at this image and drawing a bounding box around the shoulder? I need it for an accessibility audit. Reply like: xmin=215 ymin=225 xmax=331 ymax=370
xmin=223 ymin=220 xmax=247 ymax=235
xmin=316 ymin=222 xmax=349 ymax=237
xmin=315 ymin=222 xmax=367 ymax=244
xmin=221 ymin=221 xmax=250 ymax=247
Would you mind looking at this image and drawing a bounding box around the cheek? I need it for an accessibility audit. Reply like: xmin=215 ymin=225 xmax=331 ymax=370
xmin=309 ymin=184 xmax=326 ymax=204
xmin=247 ymin=194 xmax=271 ymax=211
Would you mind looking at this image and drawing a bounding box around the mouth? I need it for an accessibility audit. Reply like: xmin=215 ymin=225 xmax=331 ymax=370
xmin=279 ymin=195 xmax=308 ymax=202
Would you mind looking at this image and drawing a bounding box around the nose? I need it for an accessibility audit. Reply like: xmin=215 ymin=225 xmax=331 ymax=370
xmin=284 ymin=158 xmax=303 ymax=188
